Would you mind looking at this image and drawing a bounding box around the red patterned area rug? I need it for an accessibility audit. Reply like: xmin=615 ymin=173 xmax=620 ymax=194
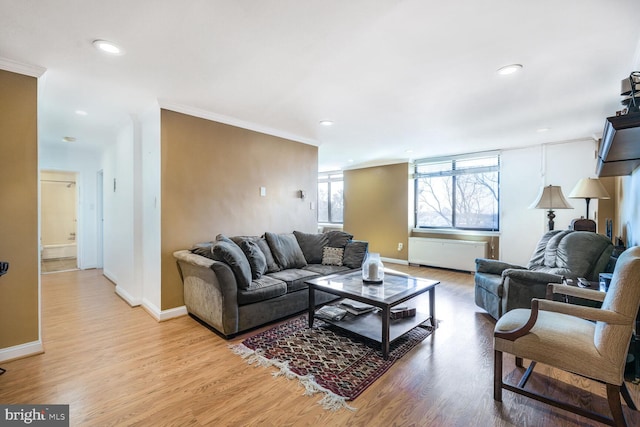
xmin=230 ymin=315 xmax=433 ymax=411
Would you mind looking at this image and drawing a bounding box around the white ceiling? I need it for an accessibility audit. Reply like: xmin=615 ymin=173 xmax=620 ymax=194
xmin=1 ymin=0 xmax=639 ymax=171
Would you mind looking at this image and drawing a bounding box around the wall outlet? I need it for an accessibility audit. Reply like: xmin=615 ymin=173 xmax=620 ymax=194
xmin=397 ymin=243 xmax=403 ymax=251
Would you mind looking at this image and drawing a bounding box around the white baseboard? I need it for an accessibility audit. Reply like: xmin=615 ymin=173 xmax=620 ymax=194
xmin=141 ymin=298 xmax=188 ymax=322
xmin=0 ymin=340 xmax=44 ymax=363
xmin=381 ymin=257 xmax=409 ymax=265
xmin=115 ymin=285 xmax=142 ymax=307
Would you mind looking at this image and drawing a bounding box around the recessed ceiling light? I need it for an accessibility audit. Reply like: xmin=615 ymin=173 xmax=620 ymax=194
xmin=92 ymin=39 xmax=124 ymax=55
xmin=75 ymin=110 xmax=88 ymax=116
xmin=319 ymin=120 xmax=334 ymax=126
xmin=62 ymin=136 xmax=76 ymax=143
xmin=348 ymin=159 xmax=354 ymax=163
xmin=405 ymin=149 xmax=413 ymax=154
xmin=497 ymin=64 xmax=523 ymax=75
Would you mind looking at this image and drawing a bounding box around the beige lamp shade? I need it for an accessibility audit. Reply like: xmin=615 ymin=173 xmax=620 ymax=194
xmin=568 ymin=178 xmax=610 ymax=219
xmin=529 ymin=185 xmax=573 ymax=210
xmin=530 ymin=185 xmax=572 ymax=231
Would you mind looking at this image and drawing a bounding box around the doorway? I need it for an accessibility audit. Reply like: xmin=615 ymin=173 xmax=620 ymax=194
xmin=40 ymin=170 xmax=78 ymax=273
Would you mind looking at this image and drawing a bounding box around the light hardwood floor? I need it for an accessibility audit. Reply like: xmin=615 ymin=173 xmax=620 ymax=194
xmin=1 ymin=265 xmax=638 ymax=426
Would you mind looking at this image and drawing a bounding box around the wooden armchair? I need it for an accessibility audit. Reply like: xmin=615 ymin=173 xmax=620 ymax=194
xmin=494 ymin=246 xmax=640 ymax=426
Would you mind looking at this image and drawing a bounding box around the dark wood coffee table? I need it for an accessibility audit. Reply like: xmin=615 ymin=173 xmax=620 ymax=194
xmin=306 ymin=270 xmax=439 ymax=359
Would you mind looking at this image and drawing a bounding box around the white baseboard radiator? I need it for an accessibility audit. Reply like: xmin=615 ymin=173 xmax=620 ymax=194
xmin=408 ymin=237 xmax=487 ymax=272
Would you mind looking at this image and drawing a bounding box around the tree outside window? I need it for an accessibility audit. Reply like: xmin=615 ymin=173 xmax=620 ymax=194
xmin=318 ymin=172 xmax=343 ymax=223
xmin=415 ymin=156 xmax=499 ymax=230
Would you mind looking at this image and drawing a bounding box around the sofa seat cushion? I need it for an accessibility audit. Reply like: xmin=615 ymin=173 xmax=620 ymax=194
xmin=303 ymin=264 xmax=351 ymax=276
xmin=237 ymin=276 xmax=287 ymax=305
xmin=267 ymin=269 xmax=321 ymax=293
xmin=474 ymin=272 xmax=503 ymax=297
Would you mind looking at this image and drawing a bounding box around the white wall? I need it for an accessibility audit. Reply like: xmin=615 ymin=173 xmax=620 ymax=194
xmin=39 ymin=144 xmax=101 ymax=269
xmin=500 ymin=139 xmax=598 ymax=265
xmin=140 ymin=106 xmax=162 ymax=314
xmin=103 ymin=118 xmax=139 ymax=305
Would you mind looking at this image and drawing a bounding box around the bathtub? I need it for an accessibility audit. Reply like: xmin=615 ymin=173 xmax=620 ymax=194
xmin=41 ymin=243 xmax=77 ymax=260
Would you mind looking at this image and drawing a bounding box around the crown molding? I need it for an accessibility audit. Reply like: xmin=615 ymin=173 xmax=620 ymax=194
xmin=157 ymin=100 xmax=318 ymax=147
xmin=0 ymin=57 xmax=46 ymax=78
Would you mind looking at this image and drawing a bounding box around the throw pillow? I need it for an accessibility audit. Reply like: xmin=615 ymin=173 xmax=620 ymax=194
xmin=293 ymin=231 xmax=329 ymax=264
xmin=322 ymin=247 xmax=344 ymax=266
xmin=190 ymin=241 xmax=215 ymax=259
xmin=211 ymin=240 xmax=252 ymax=290
xmin=325 ymin=230 xmax=354 ymax=248
xmin=239 ymin=239 xmax=267 ymax=280
xmin=342 ymin=240 xmax=368 ymax=268
xmin=256 ymin=237 xmax=281 ymax=273
xmin=265 ymin=232 xmax=307 ymax=270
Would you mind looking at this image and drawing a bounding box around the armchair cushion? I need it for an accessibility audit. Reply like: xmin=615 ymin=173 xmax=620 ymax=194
xmin=476 ymin=258 xmax=525 ymax=275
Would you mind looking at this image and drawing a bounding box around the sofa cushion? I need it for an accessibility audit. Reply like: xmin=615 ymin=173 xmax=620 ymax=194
xmin=265 ymin=232 xmax=307 ymax=269
xmin=342 ymin=240 xmax=368 ymax=268
xmin=211 ymin=240 xmax=252 ymax=290
xmin=267 ymin=268 xmax=320 ymax=293
xmin=237 ymin=276 xmax=287 ymax=305
xmin=216 ymin=233 xmax=235 ymax=244
xmin=322 ymin=247 xmax=344 ymax=266
xmin=293 ymin=231 xmax=329 ymax=264
xmin=255 ymin=237 xmax=280 ymax=273
xmin=239 ymin=239 xmax=267 ymax=280
xmin=325 ymin=230 xmax=353 ymax=248
xmin=190 ymin=241 xmax=215 ymax=259
xmin=303 ymin=264 xmax=351 ymax=276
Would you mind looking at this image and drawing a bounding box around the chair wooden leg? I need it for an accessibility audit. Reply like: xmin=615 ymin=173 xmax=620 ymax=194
xmin=606 ymin=383 xmax=627 ymax=427
xmin=494 ymin=350 xmax=503 ymax=402
xmin=621 ymin=382 xmax=638 ymax=411
xmin=515 ymin=356 xmax=523 ymax=368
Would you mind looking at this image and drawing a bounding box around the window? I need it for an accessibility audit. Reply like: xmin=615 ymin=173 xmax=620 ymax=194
xmin=318 ymin=172 xmax=343 ymax=223
xmin=414 ymin=154 xmax=499 ymax=230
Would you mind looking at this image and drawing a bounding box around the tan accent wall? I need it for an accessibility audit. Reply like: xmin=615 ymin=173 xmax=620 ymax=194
xmin=343 ymin=163 xmax=410 ymax=259
xmin=0 ymin=70 xmax=39 ymax=348
xmin=160 ymin=110 xmax=318 ymax=309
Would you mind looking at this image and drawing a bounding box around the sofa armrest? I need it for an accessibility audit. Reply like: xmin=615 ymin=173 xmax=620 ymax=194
xmin=475 ymin=258 xmax=526 ymax=275
xmin=174 ymin=250 xmax=240 ymax=336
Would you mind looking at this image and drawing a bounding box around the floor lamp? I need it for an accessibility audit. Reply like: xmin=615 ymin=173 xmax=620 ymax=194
xmin=530 ymin=185 xmax=573 ymax=231
xmin=568 ymin=178 xmax=610 ymax=220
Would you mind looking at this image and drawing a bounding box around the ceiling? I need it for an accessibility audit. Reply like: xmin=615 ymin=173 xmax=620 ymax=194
xmin=1 ymin=0 xmax=639 ymax=171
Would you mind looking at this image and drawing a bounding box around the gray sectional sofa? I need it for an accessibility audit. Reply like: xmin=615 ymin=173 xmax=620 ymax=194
xmin=174 ymin=230 xmax=368 ymax=337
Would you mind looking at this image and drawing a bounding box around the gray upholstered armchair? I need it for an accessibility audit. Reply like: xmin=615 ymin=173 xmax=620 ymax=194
xmin=475 ymin=230 xmax=613 ymax=320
